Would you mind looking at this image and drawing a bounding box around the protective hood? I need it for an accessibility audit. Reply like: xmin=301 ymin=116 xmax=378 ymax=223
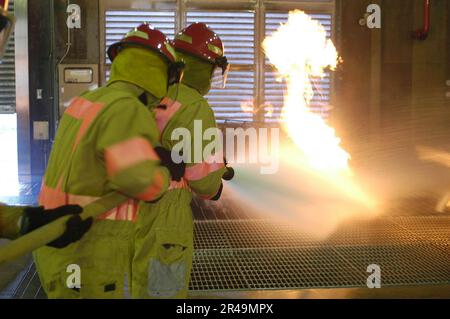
xmin=177 ymin=51 xmax=214 ymax=96
xmin=108 ymin=47 xmax=169 ymax=99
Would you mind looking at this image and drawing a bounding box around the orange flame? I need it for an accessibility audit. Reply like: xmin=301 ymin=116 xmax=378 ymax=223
xmin=263 ymin=10 xmax=349 ymax=173
xmin=240 ymin=100 xmax=275 ymax=118
xmin=263 ymin=10 xmax=376 ymax=209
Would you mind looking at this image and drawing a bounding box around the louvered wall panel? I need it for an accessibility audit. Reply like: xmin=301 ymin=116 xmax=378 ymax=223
xmin=186 ymin=11 xmax=255 ymax=123
xmin=0 ymin=0 xmax=16 ymax=114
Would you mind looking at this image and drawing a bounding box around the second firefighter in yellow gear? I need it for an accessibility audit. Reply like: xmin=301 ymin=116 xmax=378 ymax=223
xmin=132 ymin=23 xmax=228 ymax=299
xmin=33 ymin=24 xmax=179 ymax=298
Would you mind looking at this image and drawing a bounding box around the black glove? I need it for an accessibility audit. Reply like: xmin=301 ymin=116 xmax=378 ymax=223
xmin=20 ymin=205 xmax=93 ymax=249
xmin=222 ymin=167 xmax=235 ymax=181
xmin=222 ymin=158 xmax=235 ymax=181
xmin=155 ymin=146 xmax=186 ymax=182
xmin=0 ymin=14 xmax=9 ymax=31
xmin=210 ymin=183 xmax=224 ymax=201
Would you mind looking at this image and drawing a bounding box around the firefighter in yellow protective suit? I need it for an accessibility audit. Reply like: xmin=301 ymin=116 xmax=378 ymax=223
xmin=132 ymin=23 xmax=230 ymax=299
xmin=33 ymin=24 xmax=183 ymax=299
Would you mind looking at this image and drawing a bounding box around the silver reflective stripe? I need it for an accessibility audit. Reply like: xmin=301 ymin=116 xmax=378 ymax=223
xmin=123 ymin=273 xmax=131 ymax=299
xmin=207 ymin=43 xmax=223 ymax=56
xmin=176 ymin=33 xmax=192 ymax=44
xmin=147 ymin=258 xmax=186 ymax=298
xmin=125 ymin=29 xmax=149 ymax=40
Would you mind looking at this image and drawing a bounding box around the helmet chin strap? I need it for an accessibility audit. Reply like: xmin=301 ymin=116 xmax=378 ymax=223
xmin=215 ymin=56 xmax=229 ymax=75
xmin=168 ymin=61 xmax=185 ymax=86
xmin=138 ymin=92 xmax=148 ymax=105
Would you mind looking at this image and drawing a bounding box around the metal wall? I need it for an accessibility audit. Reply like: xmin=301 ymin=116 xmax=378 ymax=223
xmin=27 ymin=0 xmax=58 ymax=177
xmin=334 ymin=0 xmax=450 ymax=150
xmin=54 ymin=0 xmax=100 ymax=64
xmin=19 ymin=0 xmax=100 ymax=177
xmin=14 ymin=0 xmax=30 ymax=178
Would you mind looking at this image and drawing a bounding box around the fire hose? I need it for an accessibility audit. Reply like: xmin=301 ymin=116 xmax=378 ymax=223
xmin=0 ymin=167 xmax=235 ymax=264
xmin=0 ymin=192 xmax=128 ymax=265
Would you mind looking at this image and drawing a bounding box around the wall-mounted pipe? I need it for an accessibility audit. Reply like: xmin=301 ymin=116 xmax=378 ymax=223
xmin=412 ymin=0 xmax=430 ymax=40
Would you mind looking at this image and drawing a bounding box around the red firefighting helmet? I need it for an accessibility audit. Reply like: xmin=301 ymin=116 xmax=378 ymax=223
xmin=107 ymin=23 xmax=184 ymax=85
xmin=107 ymin=23 xmax=177 ymax=64
xmin=174 ymin=22 xmax=229 ymax=76
xmin=0 ymin=0 xmax=9 ymax=12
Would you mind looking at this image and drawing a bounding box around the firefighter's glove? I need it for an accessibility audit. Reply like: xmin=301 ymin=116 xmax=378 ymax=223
xmin=20 ymin=205 xmax=93 ymax=249
xmin=155 ymin=146 xmax=186 ymax=182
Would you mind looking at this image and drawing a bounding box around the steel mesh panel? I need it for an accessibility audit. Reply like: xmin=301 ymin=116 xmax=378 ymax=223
xmin=193 ymin=217 xmax=450 ymax=250
xmin=233 ymin=247 xmax=363 ymax=290
xmin=190 ymin=217 xmax=450 ymax=291
xmin=334 ymin=245 xmax=450 ymax=286
xmin=5 ymin=217 xmax=450 ymax=296
xmin=190 ymin=250 xmax=247 ymax=291
xmin=194 ymin=221 xmax=230 ymax=250
xmin=9 ymin=263 xmax=46 ymax=299
xmin=189 ymin=247 xmax=364 ymax=291
xmin=390 ymin=216 xmax=450 ymax=246
xmin=326 ymin=218 xmax=424 ymax=246
xmin=192 ymin=194 xmax=252 ymax=220
xmin=219 ymin=220 xmax=321 ymax=249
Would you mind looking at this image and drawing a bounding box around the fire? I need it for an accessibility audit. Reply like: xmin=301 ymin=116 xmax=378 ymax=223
xmin=262 ymin=10 xmax=377 ymax=211
xmin=228 ymin=10 xmax=377 ymax=233
xmin=263 ymin=10 xmax=349 ymax=173
xmin=240 ymin=100 xmax=257 ymax=114
xmin=240 ymin=100 xmax=275 ymax=118
xmin=265 ymin=104 xmax=274 ymax=118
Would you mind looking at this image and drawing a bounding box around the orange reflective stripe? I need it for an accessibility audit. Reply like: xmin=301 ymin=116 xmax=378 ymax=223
xmin=38 ymin=179 xmax=68 ymax=209
xmin=135 ymin=170 xmax=165 ymax=201
xmin=155 ymin=97 xmax=182 ymax=134
xmin=168 ymin=178 xmax=190 ymax=191
xmin=40 ymin=184 xmax=138 ymax=221
xmin=65 ymin=97 xmax=95 ymax=119
xmin=97 ymin=199 xmax=139 ymax=222
xmin=65 ymin=97 xmax=105 ymax=150
xmin=67 ymin=193 xmax=139 ymax=222
xmin=199 ymin=193 xmax=216 ymax=200
xmin=104 ymin=137 xmax=158 ymax=177
xmin=67 ymin=194 xmax=99 ymax=207
xmin=184 ymin=152 xmax=225 ymax=181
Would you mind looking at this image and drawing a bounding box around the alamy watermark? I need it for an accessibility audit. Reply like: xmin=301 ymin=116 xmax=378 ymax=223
xmin=66 ymin=264 xmax=81 ymax=289
xmin=170 ymin=120 xmax=280 ymax=175
xmin=366 ymin=264 xmax=381 ymax=288
xmin=359 ymin=4 xmax=381 ymax=29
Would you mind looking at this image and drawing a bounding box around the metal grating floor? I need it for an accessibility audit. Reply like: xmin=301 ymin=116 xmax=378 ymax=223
xmin=3 ymin=216 xmax=449 ymax=297
xmin=1 ymin=260 xmax=46 ymax=299
xmin=2 ymin=176 xmax=450 ymax=297
xmin=193 ymin=217 xmax=450 ymax=249
xmin=189 ymin=217 xmax=450 ymax=291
